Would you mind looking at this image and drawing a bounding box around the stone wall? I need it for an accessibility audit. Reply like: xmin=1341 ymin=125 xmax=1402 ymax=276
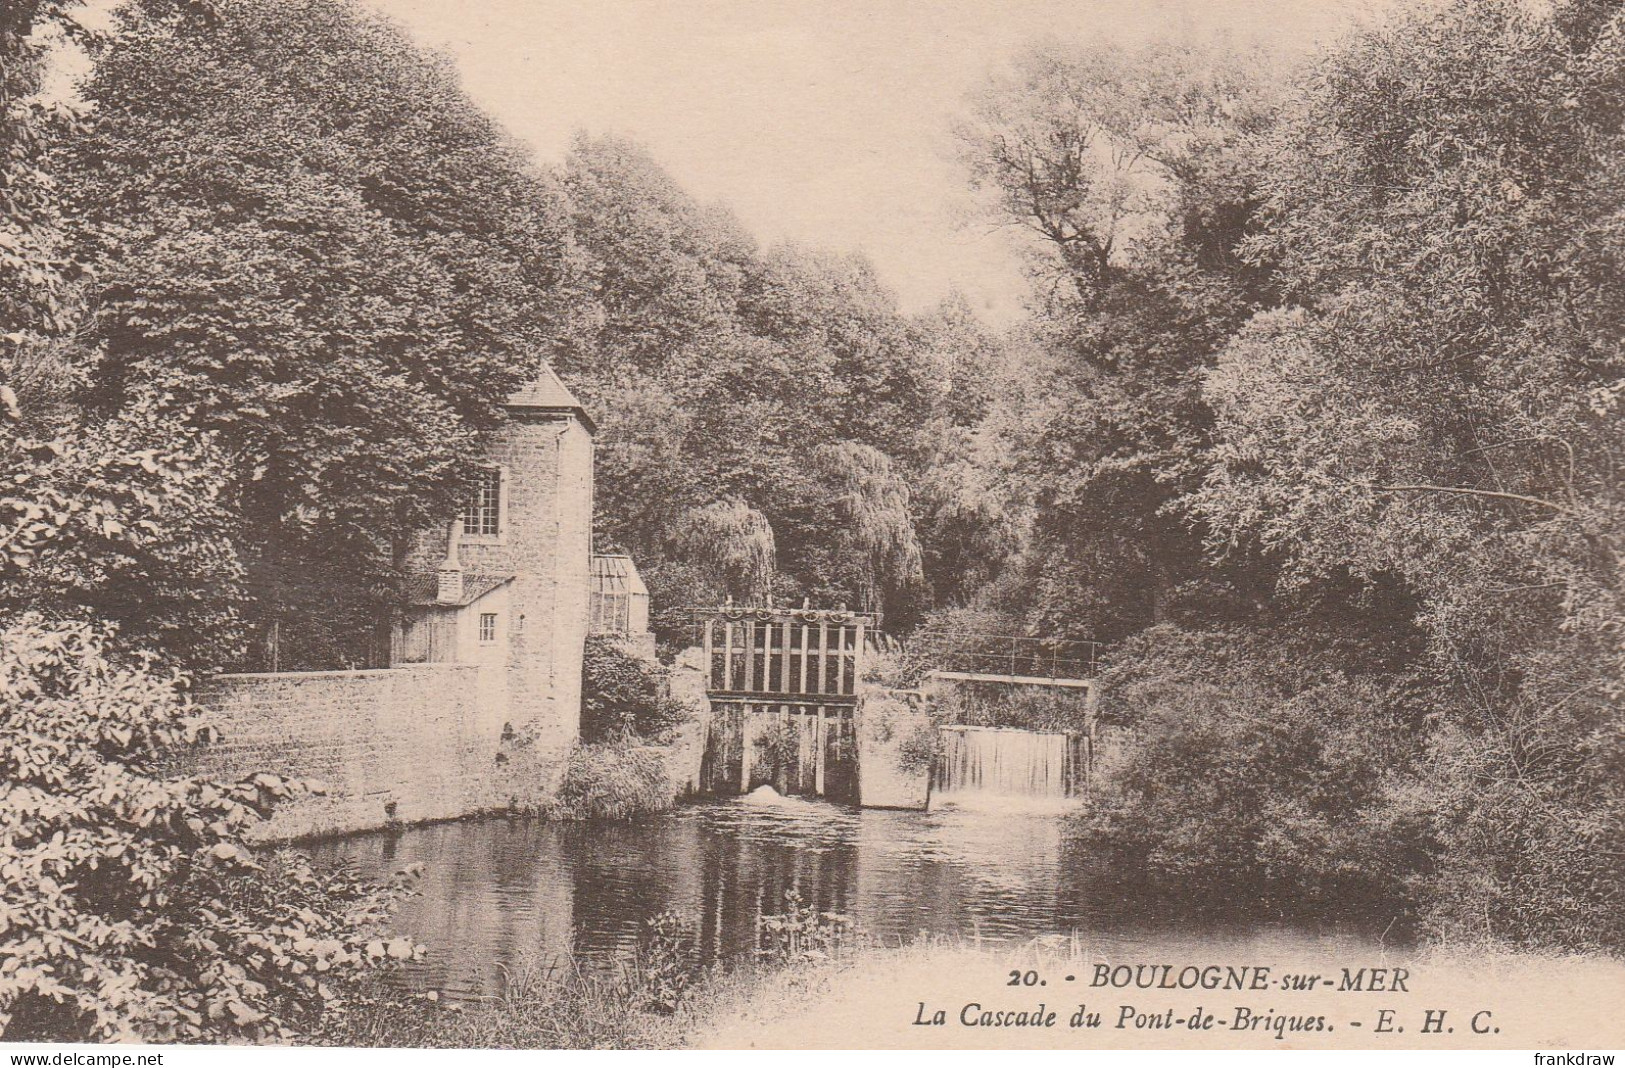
xmin=664 ymin=647 xmax=712 ymax=798
xmin=854 ymin=690 xmax=934 ymax=810
xmin=191 ymin=664 xmax=533 ymax=842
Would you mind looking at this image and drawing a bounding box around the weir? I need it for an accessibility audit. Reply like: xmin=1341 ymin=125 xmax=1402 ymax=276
xmin=930 ymin=725 xmax=1088 ymax=810
xmin=702 ymin=702 xmax=858 ymax=803
xmin=689 ymin=607 xmax=1097 ymax=809
xmin=693 ymin=606 xmax=872 ymax=803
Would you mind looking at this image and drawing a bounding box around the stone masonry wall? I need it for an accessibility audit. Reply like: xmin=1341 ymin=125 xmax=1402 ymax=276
xmin=855 ymin=689 xmax=934 ymax=810
xmin=401 ymin=410 xmax=593 ymax=776
xmin=191 ymin=664 xmax=517 ymax=842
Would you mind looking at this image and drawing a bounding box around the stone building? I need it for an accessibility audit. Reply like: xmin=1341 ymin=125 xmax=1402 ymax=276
xmin=194 ymin=365 xmax=598 ymax=840
xmin=394 ymin=364 xmax=597 ymax=754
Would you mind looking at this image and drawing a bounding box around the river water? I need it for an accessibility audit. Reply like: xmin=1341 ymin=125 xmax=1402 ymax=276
xmin=310 ymin=796 xmax=1405 ymax=1001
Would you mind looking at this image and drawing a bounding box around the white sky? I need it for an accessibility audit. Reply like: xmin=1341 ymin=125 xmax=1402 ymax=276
xmin=366 ymin=1 xmax=1390 ymax=321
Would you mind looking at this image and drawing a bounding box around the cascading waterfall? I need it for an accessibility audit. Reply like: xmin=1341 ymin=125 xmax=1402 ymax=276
xmin=931 ymin=725 xmax=1079 ymax=810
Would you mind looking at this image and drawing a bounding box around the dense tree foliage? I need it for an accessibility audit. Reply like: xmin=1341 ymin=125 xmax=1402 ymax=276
xmin=1191 ymin=0 xmax=1624 ymax=947
xmin=0 ymin=617 xmax=418 ymax=1041
xmin=967 ymin=0 xmax=1624 ymax=950
xmin=3 ymin=407 xmax=245 ymax=666
xmin=1 ymin=2 xmax=77 ymax=363
xmin=49 ymin=9 xmax=1012 ymax=654
xmin=558 ymin=135 xmax=1007 ymax=630
xmin=955 ymin=39 xmax=1280 ymax=642
xmin=2 ymin=4 xmax=421 ymax=1043
xmin=60 ymin=0 xmax=580 ymax=668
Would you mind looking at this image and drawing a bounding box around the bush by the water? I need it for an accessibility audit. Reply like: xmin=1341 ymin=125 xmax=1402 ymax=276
xmin=0 ymin=616 xmax=416 ymax=1042
xmin=635 ymin=911 xmax=702 ymax=1014
xmin=1080 ymin=627 xmax=1434 ymax=911
xmin=928 ymin=682 xmax=1092 ymax=733
xmin=321 ymin=895 xmax=855 ymax=1048
xmin=548 ymin=744 xmax=673 ymax=821
xmin=1081 ymin=625 xmax=1623 ymax=950
xmin=319 ymin=954 xmax=681 ymax=1049
xmin=580 ymin=637 xmax=694 ymax=744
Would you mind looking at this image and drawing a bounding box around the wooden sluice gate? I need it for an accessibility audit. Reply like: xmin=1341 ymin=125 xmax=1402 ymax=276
xmin=695 ymin=607 xmax=873 ymax=803
xmin=691 ymin=609 xmax=1102 ymax=808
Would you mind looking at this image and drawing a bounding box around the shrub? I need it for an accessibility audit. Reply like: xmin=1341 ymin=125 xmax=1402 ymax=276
xmin=884 ymin=603 xmax=1028 ymax=688
xmin=1079 ymin=625 xmax=1434 ymax=911
xmin=894 ymin=720 xmax=942 ymax=776
xmin=548 ymin=744 xmax=673 ymax=822
xmin=580 ymin=637 xmax=694 ymax=744
xmin=633 ymin=911 xmax=701 ymax=1014
xmin=1084 ymin=622 xmax=1624 ymax=950
xmin=316 ymin=953 xmax=670 ymax=1049
xmin=756 ymin=891 xmax=863 ymax=965
xmin=0 ymin=411 xmax=247 ymax=669
xmin=1416 ymin=720 xmax=1625 ymax=952
xmin=0 ymin=615 xmax=416 ymax=1042
xmin=928 ymin=681 xmax=1092 ymax=732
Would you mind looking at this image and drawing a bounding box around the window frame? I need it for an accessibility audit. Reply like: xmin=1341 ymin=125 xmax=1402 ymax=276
xmin=478 ymin=611 xmax=498 ymax=644
xmin=460 ymin=464 xmax=508 ymax=545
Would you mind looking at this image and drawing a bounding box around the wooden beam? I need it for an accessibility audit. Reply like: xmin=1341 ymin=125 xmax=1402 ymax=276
xmin=814 ymin=705 xmax=826 ymax=796
xmin=702 ymin=619 xmax=715 ymax=690
xmin=739 ymin=701 xmax=752 ymax=794
xmin=780 ymin=621 xmax=792 ymax=694
xmin=800 ymin=623 xmax=811 ymax=695
xmin=852 ymin=621 xmax=866 ymax=696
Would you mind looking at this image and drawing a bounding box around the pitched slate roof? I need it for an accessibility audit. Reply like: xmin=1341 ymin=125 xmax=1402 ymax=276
xmin=506 ymin=364 xmax=596 ymax=433
xmin=400 ymin=570 xmax=515 ymax=608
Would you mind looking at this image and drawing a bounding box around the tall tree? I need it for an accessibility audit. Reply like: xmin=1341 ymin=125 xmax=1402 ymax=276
xmin=957 ymin=39 xmax=1279 ymax=640
xmin=1 ymin=0 xmax=248 ymax=666
xmin=1196 ymin=0 xmax=1624 ymax=945
xmin=63 ymin=0 xmax=579 ymax=667
xmin=559 ymin=136 xmax=985 ymax=627
xmin=1 ymin=0 xmax=87 ymax=420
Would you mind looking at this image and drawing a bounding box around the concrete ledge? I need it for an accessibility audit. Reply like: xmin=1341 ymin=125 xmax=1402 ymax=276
xmin=929 ymin=670 xmax=1093 ymax=689
xmin=208 ymin=664 xmax=474 ymax=682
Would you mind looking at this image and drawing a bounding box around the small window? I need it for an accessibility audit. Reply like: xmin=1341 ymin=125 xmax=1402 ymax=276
xmin=478 ymin=612 xmax=498 ymax=644
xmin=462 ymin=467 xmax=502 ymax=538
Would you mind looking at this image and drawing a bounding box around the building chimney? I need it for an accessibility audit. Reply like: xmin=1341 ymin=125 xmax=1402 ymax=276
xmin=436 ymin=520 xmax=464 ymax=605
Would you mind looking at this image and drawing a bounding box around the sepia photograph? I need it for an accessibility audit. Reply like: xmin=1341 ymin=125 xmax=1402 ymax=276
xmin=1 ymin=0 xmax=1622 ymax=1056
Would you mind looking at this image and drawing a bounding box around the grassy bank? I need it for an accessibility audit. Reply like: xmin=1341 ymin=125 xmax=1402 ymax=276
xmin=545 ymin=742 xmax=674 ymax=822
xmin=319 ymin=899 xmax=861 ymax=1049
xmin=318 ymin=934 xmax=1625 ymax=1050
xmin=320 ymin=952 xmax=839 ymax=1049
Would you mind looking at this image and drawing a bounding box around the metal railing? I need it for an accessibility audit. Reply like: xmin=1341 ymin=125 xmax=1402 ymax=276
xmin=908 ymin=631 xmax=1103 ymax=680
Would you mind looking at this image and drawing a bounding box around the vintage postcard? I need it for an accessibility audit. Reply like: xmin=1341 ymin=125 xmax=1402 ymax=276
xmin=1 ymin=0 xmax=1621 ymax=1058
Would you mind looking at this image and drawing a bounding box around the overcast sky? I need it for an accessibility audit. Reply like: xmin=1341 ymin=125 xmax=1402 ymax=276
xmin=363 ymin=0 xmax=1392 ymax=323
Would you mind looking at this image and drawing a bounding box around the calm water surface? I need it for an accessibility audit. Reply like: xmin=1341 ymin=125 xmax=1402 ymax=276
xmin=310 ymin=797 xmax=1404 ymax=1000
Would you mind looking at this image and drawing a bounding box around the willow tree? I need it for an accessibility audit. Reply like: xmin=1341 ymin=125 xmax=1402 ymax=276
xmin=811 ymin=441 xmax=925 ymax=620
xmin=671 ymin=499 xmax=778 ymax=606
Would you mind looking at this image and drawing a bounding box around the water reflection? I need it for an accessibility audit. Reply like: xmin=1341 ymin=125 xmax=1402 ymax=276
xmin=310 ymin=798 xmax=1396 ymax=1000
